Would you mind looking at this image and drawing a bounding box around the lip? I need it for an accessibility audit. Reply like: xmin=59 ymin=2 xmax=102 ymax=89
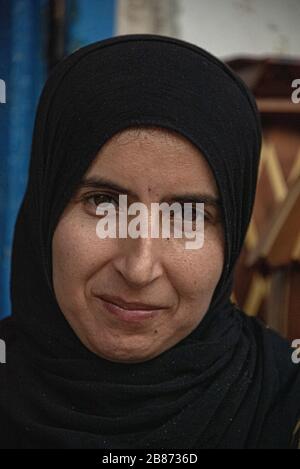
xmin=100 ymin=294 xmax=166 ymax=311
xmin=97 ymin=295 xmax=166 ymax=323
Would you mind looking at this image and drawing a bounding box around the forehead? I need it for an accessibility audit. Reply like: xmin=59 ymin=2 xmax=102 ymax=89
xmin=84 ymin=127 xmax=219 ymax=196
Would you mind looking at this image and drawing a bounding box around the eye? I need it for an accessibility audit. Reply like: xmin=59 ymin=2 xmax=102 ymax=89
xmin=173 ymin=203 xmax=208 ymax=223
xmin=182 ymin=203 xmax=208 ymax=223
xmin=82 ymin=193 xmax=119 ymax=213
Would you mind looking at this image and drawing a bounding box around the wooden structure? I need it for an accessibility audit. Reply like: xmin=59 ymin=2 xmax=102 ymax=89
xmin=227 ymin=57 xmax=300 ymax=341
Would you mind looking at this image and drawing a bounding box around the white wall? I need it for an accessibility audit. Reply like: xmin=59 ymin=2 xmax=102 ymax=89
xmin=178 ymin=0 xmax=300 ymax=59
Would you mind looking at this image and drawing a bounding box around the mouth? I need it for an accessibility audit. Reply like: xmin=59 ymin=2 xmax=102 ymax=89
xmin=96 ymin=295 xmax=167 ymax=323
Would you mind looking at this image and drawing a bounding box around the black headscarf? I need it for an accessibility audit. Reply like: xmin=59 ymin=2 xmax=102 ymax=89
xmin=0 ymin=34 xmax=299 ymax=449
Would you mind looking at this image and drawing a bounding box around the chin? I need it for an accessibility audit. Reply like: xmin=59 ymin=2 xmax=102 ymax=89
xmin=89 ymin=341 xmax=160 ymax=364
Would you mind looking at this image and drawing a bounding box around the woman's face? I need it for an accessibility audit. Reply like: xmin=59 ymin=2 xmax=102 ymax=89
xmin=52 ymin=128 xmax=225 ymax=363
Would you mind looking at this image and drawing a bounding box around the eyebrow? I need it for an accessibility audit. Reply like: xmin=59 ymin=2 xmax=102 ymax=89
xmin=77 ymin=176 xmax=221 ymax=207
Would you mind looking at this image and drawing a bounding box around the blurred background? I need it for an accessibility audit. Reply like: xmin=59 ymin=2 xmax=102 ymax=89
xmin=0 ymin=0 xmax=299 ymax=340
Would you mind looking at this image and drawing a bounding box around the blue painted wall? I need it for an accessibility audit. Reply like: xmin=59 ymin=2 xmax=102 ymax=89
xmin=0 ymin=0 xmax=48 ymax=319
xmin=66 ymin=0 xmax=115 ymax=53
xmin=0 ymin=0 xmax=116 ymax=319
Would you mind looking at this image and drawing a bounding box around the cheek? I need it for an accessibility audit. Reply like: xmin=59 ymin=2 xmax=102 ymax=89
xmin=173 ymin=234 xmax=224 ymax=302
xmin=51 ymin=214 xmax=113 ymax=297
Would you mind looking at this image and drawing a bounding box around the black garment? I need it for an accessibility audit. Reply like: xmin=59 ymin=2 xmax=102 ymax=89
xmin=0 ymin=34 xmax=299 ymax=448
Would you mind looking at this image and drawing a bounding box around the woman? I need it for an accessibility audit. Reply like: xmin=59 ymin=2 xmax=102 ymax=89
xmin=0 ymin=34 xmax=299 ymax=449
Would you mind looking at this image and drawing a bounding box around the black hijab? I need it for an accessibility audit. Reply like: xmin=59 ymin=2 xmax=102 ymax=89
xmin=0 ymin=34 xmax=299 ymax=449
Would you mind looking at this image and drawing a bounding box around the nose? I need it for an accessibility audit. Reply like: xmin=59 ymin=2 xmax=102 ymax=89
xmin=112 ymin=236 xmax=164 ymax=288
